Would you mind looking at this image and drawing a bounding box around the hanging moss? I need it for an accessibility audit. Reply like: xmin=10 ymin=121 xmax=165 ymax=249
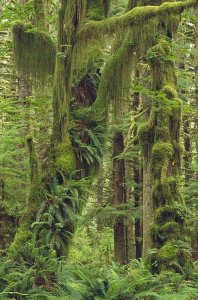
xmin=12 ymin=21 xmax=56 ymax=81
xmin=79 ymin=0 xmax=197 ymax=42
xmin=92 ymin=28 xmax=136 ymax=121
xmin=152 ymin=142 xmax=173 ymax=165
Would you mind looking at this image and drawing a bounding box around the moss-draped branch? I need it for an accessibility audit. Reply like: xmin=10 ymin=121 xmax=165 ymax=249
xmin=79 ymin=0 xmax=197 ymax=41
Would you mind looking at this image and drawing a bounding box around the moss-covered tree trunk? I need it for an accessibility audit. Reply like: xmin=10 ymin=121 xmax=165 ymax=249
xmin=139 ymin=35 xmax=192 ymax=271
xmin=195 ymin=5 xmax=198 ymax=173
xmin=10 ymin=0 xmax=111 ymax=262
xmin=132 ymin=83 xmax=143 ymax=259
xmin=183 ymin=118 xmax=192 ymax=183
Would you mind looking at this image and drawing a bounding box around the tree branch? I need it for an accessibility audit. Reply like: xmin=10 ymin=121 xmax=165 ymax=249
xmin=79 ymin=0 xmax=197 ymax=41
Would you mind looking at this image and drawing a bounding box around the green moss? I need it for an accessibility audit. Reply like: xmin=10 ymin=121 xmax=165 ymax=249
xmin=148 ymin=40 xmax=175 ymax=90
xmin=8 ymin=223 xmax=32 ymax=260
xmin=92 ymin=29 xmax=135 ymax=120
xmin=152 ymin=180 xmax=164 ymax=207
xmin=79 ymin=0 xmax=197 ymax=42
xmin=138 ymin=112 xmax=155 ymax=146
xmin=152 ymin=142 xmax=173 ymax=163
xmin=142 ymin=2 xmax=193 ymax=272
xmin=12 ymin=21 xmax=56 ymax=80
xmin=158 ymin=242 xmax=178 ymax=262
xmin=162 ymin=85 xmax=177 ymax=99
xmin=55 ymin=135 xmax=76 ymax=177
xmin=74 ymin=107 xmax=98 ymax=126
xmin=148 ymin=39 xmax=171 ymax=62
xmin=152 ymin=142 xmax=173 ymax=179
xmin=162 ymin=177 xmax=178 ymax=203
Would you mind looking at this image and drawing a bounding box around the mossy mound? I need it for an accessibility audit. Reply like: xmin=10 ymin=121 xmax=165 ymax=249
xmin=55 ymin=136 xmax=76 ymax=177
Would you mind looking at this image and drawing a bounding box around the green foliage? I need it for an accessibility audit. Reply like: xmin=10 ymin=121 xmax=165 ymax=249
xmin=70 ymin=124 xmax=106 ymax=174
xmin=0 ymin=1 xmax=34 ymax=29
xmin=1 ymin=249 xmax=197 ymax=300
xmin=0 ymin=98 xmax=28 ymax=215
xmin=0 ymin=1 xmax=197 ymax=299
xmin=32 ymin=179 xmax=90 ymax=257
xmin=54 ymin=136 xmax=76 ymax=177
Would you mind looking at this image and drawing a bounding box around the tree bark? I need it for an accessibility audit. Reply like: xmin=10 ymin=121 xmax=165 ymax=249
xmin=113 ymin=132 xmax=128 ymax=264
xmin=142 ymin=156 xmax=153 ymax=258
xmin=125 ymin=158 xmax=136 ymax=260
xmin=97 ymin=168 xmax=104 ymax=232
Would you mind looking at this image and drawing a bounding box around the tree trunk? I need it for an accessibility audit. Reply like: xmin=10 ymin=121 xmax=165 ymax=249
xmin=97 ymin=169 xmax=104 ymax=232
xmin=183 ymin=118 xmax=192 ymax=183
xmin=142 ymin=155 xmax=153 ymax=258
xmin=113 ymin=132 xmax=128 ymax=264
xmin=192 ymin=5 xmax=198 ymax=261
xmin=125 ymin=158 xmax=136 ymax=260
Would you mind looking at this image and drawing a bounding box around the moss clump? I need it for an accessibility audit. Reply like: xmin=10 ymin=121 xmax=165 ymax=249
xmin=162 ymin=85 xmax=177 ymax=100
xmin=158 ymin=242 xmax=178 ymax=262
xmin=152 ymin=142 xmax=173 ymax=164
xmin=153 ymin=177 xmax=178 ymax=208
xmin=138 ymin=113 xmax=155 ymax=146
xmin=55 ymin=135 xmax=76 ymax=177
xmin=148 ymin=39 xmax=178 ymax=90
xmin=8 ymin=223 xmax=33 ymax=261
xmin=148 ymin=39 xmax=171 ymax=63
xmin=152 ymin=142 xmax=172 ymax=179
xmin=162 ymin=177 xmax=178 ymax=204
xmin=12 ymin=21 xmax=56 ymax=80
xmin=74 ymin=107 xmax=99 ymax=126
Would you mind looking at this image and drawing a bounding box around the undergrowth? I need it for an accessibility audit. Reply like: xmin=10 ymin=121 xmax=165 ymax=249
xmin=0 ymin=242 xmax=197 ymax=300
